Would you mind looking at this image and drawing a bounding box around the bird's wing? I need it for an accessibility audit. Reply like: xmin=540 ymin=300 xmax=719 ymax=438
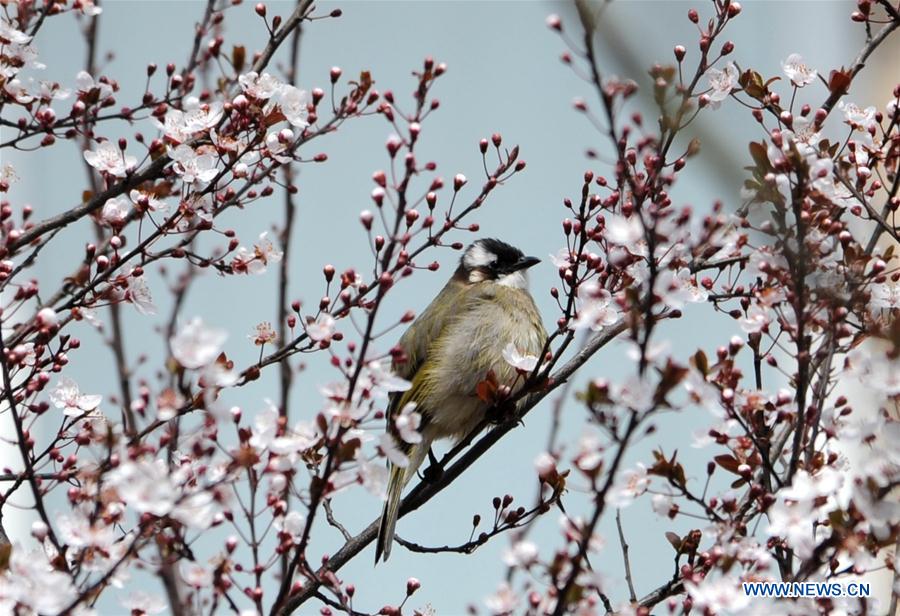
xmin=386 ymin=283 xmax=506 ymax=418
xmin=384 ymin=278 xmax=467 ymax=423
xmin=392 ymin=278 xmax=466 ymax=380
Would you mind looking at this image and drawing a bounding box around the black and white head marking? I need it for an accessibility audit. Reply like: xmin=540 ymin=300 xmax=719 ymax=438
xmin=459 ymin=238 xmax=540 ymax=289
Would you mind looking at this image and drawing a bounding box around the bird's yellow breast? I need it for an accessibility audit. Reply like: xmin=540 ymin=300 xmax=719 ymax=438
xmin=397 ymin=282 xmax=547 ymax=442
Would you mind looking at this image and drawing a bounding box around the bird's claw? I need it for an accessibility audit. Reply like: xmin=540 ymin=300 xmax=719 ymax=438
xmin=422 ymin=448 xmax=444 ymax=483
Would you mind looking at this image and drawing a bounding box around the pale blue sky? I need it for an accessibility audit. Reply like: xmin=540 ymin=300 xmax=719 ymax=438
xmin=3 ymin=1 xmax=873 ymax=613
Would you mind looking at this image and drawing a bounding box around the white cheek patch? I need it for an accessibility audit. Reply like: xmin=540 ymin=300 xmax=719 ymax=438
xmin=468 ymin=269 xmax=487 ymax=283
xmin=497 ymin=271 xmax=528 ymax=289
xmin=463 ymin=243 xmax=496 ymax=269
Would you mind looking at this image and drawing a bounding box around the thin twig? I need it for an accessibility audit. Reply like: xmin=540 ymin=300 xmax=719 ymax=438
xmin=616 ymin=509 xmax=638 ymax=603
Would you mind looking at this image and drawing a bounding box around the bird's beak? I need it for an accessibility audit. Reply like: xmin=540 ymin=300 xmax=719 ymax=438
xmin=513 ymin=256 xmax=541 ymax=271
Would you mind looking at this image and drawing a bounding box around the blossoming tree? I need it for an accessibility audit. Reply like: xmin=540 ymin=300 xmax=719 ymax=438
xmin=0 ymin=0 xmax=899 ymax=614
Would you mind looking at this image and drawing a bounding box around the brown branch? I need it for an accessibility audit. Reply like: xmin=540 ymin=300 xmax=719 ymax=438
xmin=7 ymin=155 xmax=171 ymax=254
xmin=250 ymin=0 xmax=314 ymax=77
xmin=395 ymin=489 xmax=560 ymax=556
xmin=183 ymin=0 xmax=218 ymax=80
xmin=277 ymin=12 xmax=304 ymax=422
xmin=616 ymin=509 xmax=638 ymax=603
xmin=819 ymin=15 xmax=900 ymax=118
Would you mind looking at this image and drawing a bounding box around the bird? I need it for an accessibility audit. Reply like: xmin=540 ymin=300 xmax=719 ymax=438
xmin=375 ymin=237 xmax=547 ymax=563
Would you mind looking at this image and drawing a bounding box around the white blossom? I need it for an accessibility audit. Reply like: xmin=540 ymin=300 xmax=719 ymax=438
xmin=378 ymin=433 xmax=409 ymax=468
xmin=49 ymin=377 xmax=102 ymax=416
xmin=180 ymin=562 xmax=212 ymax=588
xmin=357 ymin=452 xmax=389 ymax=498
xmin=232 ymin=232 xmax=283 ymax=275
xmin=307 ymin=314 xmax=336 ymax=341
xmin=249 ymin=401 xmax=279 ymax=450
xmin=169 ymin=144 xmax=218 ymax=184
xmin=266 ymin=127 xmax=295 ymax=163
xmin=604 ymin=213 xmax=643 ymax=245
xmin=121 ymin=591 xmax=167 ymax=615
xmin=0 ymin=19 xmax=32 ymax=45
xmin=740 ymin=303 xmax=772 ymax=334
xmin=0 ymin=547 xmax=77 ymax=613
xmin=870 ymin=280 xmax=900 ymax=310
xmin=656 ymin=267 xmax=708 ymax=308
xmin=838 ymin=101 xmax=877 ymax=132
xmin=170 ymin=317 xmax=228 ymax=369
xmin=239 ymin=71 xmax=282 ymax=99
xmin=184 ymin=101 xmax=224 ymax=132
xmin=83 ymin=141 xmax=136 ymax=177
xmin=485 ymin=583 xmax=518 ymax=615
xmin=109 ymin=459 xmax=178 ymax=516
xmin=706 ymin=62 xmax=738 ymax=104
xmin=36 ymin=306 xmax=58 ymax=327
xmin=75 ymin=71 xmax=113 ymax=99
xmin=651 ymin=493 xmax=677 ymax=518
xmin=367 ymin=360 xmax=412 ymax=398
xmin=129 ymin=189 xmax=168 ymax=214
xmin=575 ymin=430 xmax=604 ymax=472
xmin=549 ymin=248 xmax=573 ymax=269
xmin=125 ymin=275 xmax=156 ymax=315
xmin=685 ymin=576 xmax=750 ymax=614
xmin=571 ymin=282 xmax=621 ymax=331
xmin=605 ymin=463 xmax=650 ymax=507
xmin=275 ymin=511 xmax=306 ymax=544
xmin=781 ymin=53 xmax=817 ymax=87
xmin=101 ymin=196 xmax=130 ymax=226
xmin=4 ymin=78 xmax=34 ymax=103
xmin=502 ymin=343 xmax=539 ymax=372
xmin=277 ymin=85 xmax=311 ymax=128
xmin=502 ymin=540 xmax=539 ymax=568
xmin=395 ymin=402 xmax=423 ymax=444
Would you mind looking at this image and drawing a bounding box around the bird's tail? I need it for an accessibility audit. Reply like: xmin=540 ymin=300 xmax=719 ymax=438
xmin=375 ymin=462 xmax=405 ymax=563
xmin=375 ymin=441 xmax=428 ymax=563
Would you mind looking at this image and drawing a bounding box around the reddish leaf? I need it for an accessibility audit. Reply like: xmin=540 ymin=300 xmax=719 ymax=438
xmin=715 ymin=454 xmax=741 ymax=474
xmin=665 ymin=531 xmax=682 ymax=552
xmin=232 ymin=46 xmax=246 ymax=73
xmin=827 ymin=68 xmax=852 ymax=95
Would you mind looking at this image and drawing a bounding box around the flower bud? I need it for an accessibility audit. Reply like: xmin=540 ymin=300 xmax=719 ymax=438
xmin=406 ymin=578 xmax=421 ymax=595
xmin=36 ymin=307 xmax=57 ymax=328
xmin=360 ymin=210 xmax=374 ymax=230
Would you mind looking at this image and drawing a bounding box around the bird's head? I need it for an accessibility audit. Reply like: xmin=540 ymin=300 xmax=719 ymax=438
xmin=456 ymin=238 xmax=540 ymax=288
